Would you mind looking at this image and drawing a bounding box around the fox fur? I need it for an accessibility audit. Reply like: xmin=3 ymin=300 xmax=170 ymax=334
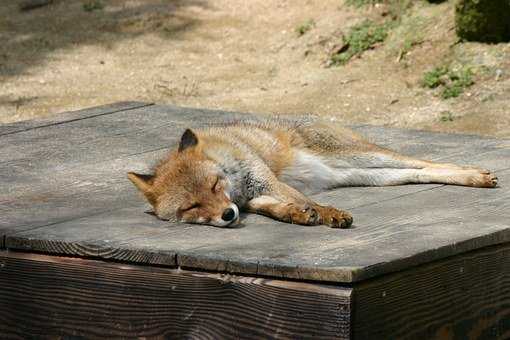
xmin=128 ymin=117 xmax=498 ymax=228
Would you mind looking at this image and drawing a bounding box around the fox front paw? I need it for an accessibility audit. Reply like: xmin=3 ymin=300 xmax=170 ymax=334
xmin=287 ymin=204 xmax=321 ymax=225
xmin=317 ymin=206 xmax=353 ymax=229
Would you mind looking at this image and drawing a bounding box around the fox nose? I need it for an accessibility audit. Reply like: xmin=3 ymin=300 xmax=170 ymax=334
xmin=222 ymin=208 xmax=236 ymax=222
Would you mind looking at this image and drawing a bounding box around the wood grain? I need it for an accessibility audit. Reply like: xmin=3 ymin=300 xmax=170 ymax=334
xmin=0 ymin=101 xmax=152 ymax=136
xmin=353 ymin=243 xmax=510 ymax=340
xmin=1 ymin=103 xmax=509 ymax=283
xmin=0 ymin=104 xmax=245 ymax=234
xmin=6 ymin=169 xmax=509 ymax=283
xmin=0 ymin=251 xmax=351 ymax=340
xmin=1 ymin=103 xmax=509 ymax=339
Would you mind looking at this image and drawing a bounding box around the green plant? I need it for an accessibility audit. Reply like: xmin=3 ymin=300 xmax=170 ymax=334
xmin=422 ymin=66 xmax=449 ymax=88
xmin=330 ymin=20 xmax=391 ymax=65
xmin=440 ymin=111 xmax=454 ymax=122
xmin=441 ymin=86 xmax=462 ymax=99
xmin=422 ymin=66 xmax=474 ymax=99
xmin=296 ymin=19 xmax=315 ymax=37
xmin=442 ymin=68 xmax=474 ymax=98
xmin=83 ymin=0 xmax=103 ymax=12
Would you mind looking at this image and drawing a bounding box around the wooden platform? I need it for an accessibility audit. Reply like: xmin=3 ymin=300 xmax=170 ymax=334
xmin=1 ymin=102 xmax=509 ymax=339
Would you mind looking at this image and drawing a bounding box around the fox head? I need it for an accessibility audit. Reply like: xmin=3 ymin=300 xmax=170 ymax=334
xmin=128 ymin=129 xmax=239 ymax=227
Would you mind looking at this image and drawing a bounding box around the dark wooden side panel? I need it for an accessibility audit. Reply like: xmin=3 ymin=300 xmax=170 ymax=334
xmin=353 ymin=244 xmax=510 ymax=340
xmin=0 ymin=252 xmax=351 ymax=340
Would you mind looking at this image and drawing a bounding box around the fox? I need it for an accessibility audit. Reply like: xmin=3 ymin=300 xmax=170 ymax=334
xmin=128 ymin=117 xmax=498 ymax=228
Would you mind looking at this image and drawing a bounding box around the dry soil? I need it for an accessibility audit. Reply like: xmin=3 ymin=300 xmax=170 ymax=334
xmin=1 ymin=0 xmax=509 ymax=137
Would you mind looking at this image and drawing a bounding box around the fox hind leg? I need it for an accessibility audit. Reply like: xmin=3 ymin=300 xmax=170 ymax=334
xmin=336 ymin=143 xmax=499 ymax=188
xmin=296 ymin=121 xmax=497 ymax=188
xmin=329 ymin=166 xmax=498 ymax=188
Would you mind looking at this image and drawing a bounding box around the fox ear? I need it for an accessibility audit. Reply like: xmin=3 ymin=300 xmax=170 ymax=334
xmin=127 ymin=172 xmax=156 ymax=205
xmin=178 ymin=129 xmax=198 ymax=152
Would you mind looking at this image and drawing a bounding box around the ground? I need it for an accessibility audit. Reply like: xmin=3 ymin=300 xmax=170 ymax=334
xmin=1 ymin=0 xmax=509 ymax=137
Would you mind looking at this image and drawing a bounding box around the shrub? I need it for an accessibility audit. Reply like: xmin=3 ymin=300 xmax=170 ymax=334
xmin=330 ymin=20 xmax=391 ymax=65
xmin=455 ymin=0 xmax=510 ymax=43
xmin=422 ymin=66 xmax=474 ymax=99
xmin=422 ymin=66 xmax=449 ymax=88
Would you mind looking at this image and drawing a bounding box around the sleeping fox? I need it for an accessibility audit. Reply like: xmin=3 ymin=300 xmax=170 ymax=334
xmin=128 ymin=118 xmax=498 ymax=228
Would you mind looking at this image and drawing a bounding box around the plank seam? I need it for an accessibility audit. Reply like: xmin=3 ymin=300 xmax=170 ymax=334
xmin=4 ymin=203 xmax=141 ymax=238
xmin=9 ymin=166 xmax=507 ymax=251
xmin=351 ymin=124 xmax=506 ymax=144
xmin=72 ymin=144 xmax=171 ymax=168
xmin=0 ymin=250 xmax=355 ymax=299
xmin=7 ymin=164 xmax=510 ymax=245
xmin=346 ymin=184 xmax=444 ymax=210
xmin=2 ymin=248 xmax=357 ymax=290
xmin=347 ymin=165 xmax=510 ymax=211
xmin=0 ymin=102 xmax=154 ymax=137
xmin=353 ymin=230 xmax=510 ymax=283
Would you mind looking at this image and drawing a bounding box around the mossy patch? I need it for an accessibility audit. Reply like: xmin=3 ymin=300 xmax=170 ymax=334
xmin=330 ymin=20 xmax=392 ymax=65
xmin=455 ymin=0 xmax=510 ymax=43
xmin=439 ymin=111 xmax=454 ymax=122
xmin=422 ymin=66 xmax=474 ymax=99
xmin=386 ymin=13 xmax=428 ymax=62
xmin=83 ymin=0 xmax=103 ymax=12
xmin=296 ymin=19 xmax=315 ymax=37
xmin=344 ymin=0 xmax=383 ymax=7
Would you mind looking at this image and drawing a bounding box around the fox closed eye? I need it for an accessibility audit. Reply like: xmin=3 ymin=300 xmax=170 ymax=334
xmin=212 ymin=177 xmax=220 ymax=192
xmin=212 ymin=176 xmax=226 ymax=193
xmin=181 ymin=203 xmax=200 ymax=212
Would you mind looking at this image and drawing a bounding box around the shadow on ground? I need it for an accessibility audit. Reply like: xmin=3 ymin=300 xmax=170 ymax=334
xmin=0 ymin=0 xmax=208 ymax=78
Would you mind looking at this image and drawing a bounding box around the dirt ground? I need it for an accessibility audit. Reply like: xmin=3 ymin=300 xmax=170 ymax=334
xmin=1 ymin=0 xmax=509 ymax=137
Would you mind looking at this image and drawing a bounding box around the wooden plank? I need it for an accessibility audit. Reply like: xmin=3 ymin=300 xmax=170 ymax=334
xmin=0 ymin=104 xmax=185 ymax=177
xmin=353 ymin=243 xmax=510 ymax=340
xmin=6 ymin=169 xmax=509 ymax=283
xmin=0 ymin=251 xmax=352 ymax=339
xmin=0 ymin=150 xmax=164 ymax=234
xmin=1 ymin=104 xmax=509 ymax=282
xmin=0 ymin=104 xmax=248 ymax=234
xmin=0 ymin=101 xmax=152 ymax=136
xmin=1 ymin=104 xmax=507 ymax=236
xmin=0 ymin=155 xmax=440 ymax=237
xmin=2 ymin=134 xmax=504 ymax=235
xmin=353 ymin=124 xmax=510 ymax=170
xmin=2 ymin=105 xmax=505 ymax=190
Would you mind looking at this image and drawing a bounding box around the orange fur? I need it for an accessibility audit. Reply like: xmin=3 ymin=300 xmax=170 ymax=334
xmin=128 ymin=118 xmax=498 ymax=228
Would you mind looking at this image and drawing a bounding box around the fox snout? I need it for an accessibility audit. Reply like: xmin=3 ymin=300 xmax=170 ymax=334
xmin=214 ymin=203 xmax=240 ymax=227
xmin=180 ymin=201 xmax=239 ymax=227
